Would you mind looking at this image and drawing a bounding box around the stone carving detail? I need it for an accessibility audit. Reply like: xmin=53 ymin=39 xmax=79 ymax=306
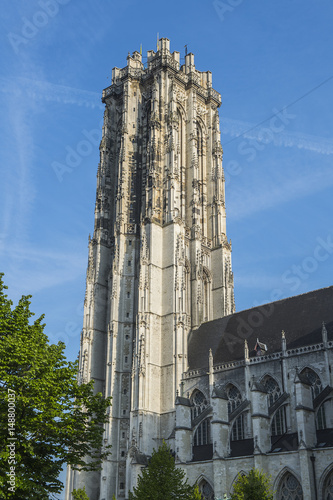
xmin=196 ymin=102 xmax=208 ymax=117
xmin=175 ymin=86 xmax=187 ymax=104
xmin=138 ymin=334 xmax=145 ymax=375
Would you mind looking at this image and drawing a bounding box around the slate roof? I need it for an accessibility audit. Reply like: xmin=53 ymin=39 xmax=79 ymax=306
xmin=188 ymin=286 xmax=333 ymax=370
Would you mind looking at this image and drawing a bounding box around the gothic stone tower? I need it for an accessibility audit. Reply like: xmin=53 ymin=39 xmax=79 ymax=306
xmin=66 ymin=38 xmax=234 ymax=500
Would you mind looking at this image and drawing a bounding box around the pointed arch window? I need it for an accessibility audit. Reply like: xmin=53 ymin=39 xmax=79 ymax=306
xmin=300 ymin=367 xmax=326 ymax=429
xmin=277 ymin=472 xmax=303 ymax=500
xmin=194 ymin=418 xmax=210 ymax=446
xmin=301 ymin=367 xmax=322 ymax=399
xmin=316 ymin=402 xmax=327 ymax=430
xmin=263 ymin=375 xmax=281 ymax=407
xmin=231 ymin=413 xmax=245 ymax=441
xmin=227 ymin=384 xmax=242 ymax=414
xmin=227 ymin=384 xmax=244 ymax=441
xmin=191 ymin=390 xmax=208 ymax=420
xmin=198 ymin=479 xmax=214 ymax=500
xmin=262 ymin=376 xmax=286 ymax=437
xmin=271 ymin=407 xmax=286 ymax=437
xmin=323 ymin=468 xmax=333 ymax=500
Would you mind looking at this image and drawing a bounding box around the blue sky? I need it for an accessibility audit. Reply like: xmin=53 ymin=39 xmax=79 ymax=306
xmin=1 ymin=1 xmax=333 ymax=494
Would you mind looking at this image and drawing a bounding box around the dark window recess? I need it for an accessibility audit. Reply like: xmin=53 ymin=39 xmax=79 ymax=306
xmin=270 ymin=432 xmax=298 ymax=452
xmin=192 ymin=443 xmax=213 ymax=462
xmin=230 ymin=438 xmax=254 ymax=457
xmin=128 ymin=261 xmax=131 ymax=266
xmin=120 ymin=482 xmax=124 ymax=489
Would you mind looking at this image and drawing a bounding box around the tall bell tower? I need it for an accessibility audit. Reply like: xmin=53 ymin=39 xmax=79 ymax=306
xmin=66 ymin=38 xmax=234 ymax=500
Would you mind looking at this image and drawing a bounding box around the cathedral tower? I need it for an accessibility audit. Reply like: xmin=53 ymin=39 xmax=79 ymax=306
xmin=66 ymin=38 xmax=234 ymax=500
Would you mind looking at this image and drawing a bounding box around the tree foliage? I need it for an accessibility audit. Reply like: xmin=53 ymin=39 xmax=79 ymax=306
xmin=231 ymin=468 xmax=274 ymax=500
xmin=0 ymin=274 xmax=111 ymax=499
xmin=72 ymin=486 xmax=90 ymax=500
xmin=128 ymin=441 xmax=201 ymax=500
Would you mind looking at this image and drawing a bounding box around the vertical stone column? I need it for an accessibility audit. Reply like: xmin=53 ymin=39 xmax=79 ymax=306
xmin=251 ymin=381 xmax=271 ymax=453
xmin=175 ymin=396 xmax=192 ymax=463
xmin=294 ymin=372 xmax=316 ymax=448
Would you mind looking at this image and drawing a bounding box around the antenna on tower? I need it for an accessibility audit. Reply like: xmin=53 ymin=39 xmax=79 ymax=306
xmin=157 ymin=32 xmax=160 ymax=51
xmin=184 ymin=44 xmax=188 ymax=56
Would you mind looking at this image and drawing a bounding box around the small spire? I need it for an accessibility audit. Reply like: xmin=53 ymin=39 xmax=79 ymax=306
xmin=244 ymin=339 xmax=249 ymax=361
xmin=322 ymin=321 xmax=328 ymax=344
xmin=209 ymin=348 xmax=213 ymax=372
xmin=281 ymin=330 xmax=287 ymax=354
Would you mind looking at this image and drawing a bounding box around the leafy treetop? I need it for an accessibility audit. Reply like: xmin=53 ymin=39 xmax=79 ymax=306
xmin=0 ymin=273 xmax=111 ymax=499
xmin=128 ymin=441 xmax=201 ymax=500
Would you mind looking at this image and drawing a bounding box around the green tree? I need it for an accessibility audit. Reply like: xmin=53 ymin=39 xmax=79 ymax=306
xmin=128 ymin=441 xmax=201 ymax=500
xmin=72 ymin=486 xmax=90 ymax=500
xmin=0 ymin=274 xmax=111 ymax=499
xmin=231 ymin=468 xmax=274 ymax=500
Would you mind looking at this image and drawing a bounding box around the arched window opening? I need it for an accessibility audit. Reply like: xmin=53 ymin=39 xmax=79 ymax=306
xmin=300 ymin=367 xmax=322 ymax=400
xmin=262 ymin=375 xmax=281 ymax=407
xmin=323 ymin=468 xmax=333 ymax=500
xmin=316 ymin=402 xmax=327 ymax=430
xmin=271 ymin=407 xmax=286 ymax=437
xmin=191 ymin=390 xmax=208 ymax=420
xmin=198 ymin=479 xmax=214 ymax=500
xmin=194 ymin=419 xmax=210 ymax=447
xmin=277 ymin=472 xmax=303 ymax=500
xmin=227 ymin=385 xmax=245 ymax=442
xmin=227 ymin=384 xmax=242 ymax=414
xmin=231 ymin=413 xmax=245 ymax=441
xmin=300 ymin=367 xmax=326 ymax=430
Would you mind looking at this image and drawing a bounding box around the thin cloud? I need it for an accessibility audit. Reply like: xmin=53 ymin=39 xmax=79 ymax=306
xmin=1 ymin=94 xmax=37 ymax=246
xmin=221 ymin=117 xmax=333 ymax=155
xmin=0 ymin=77 xmax=103 ymax=109
xmin=229 ymin=166 xmax=333 ymax=220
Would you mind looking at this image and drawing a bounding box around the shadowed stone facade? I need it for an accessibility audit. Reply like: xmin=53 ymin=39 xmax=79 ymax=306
xmin=66 ymin=39 xmax=333 ymax=500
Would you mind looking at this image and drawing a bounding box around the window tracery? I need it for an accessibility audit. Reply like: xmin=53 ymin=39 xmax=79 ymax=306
xmin=191 ymin=390 xmax=208 ymax=419
xmin=323 ymin=468 xmax=333 ymax=500
xmin=194 ymin=419 xmax=210 ymax=446
xmin=300 ymin=367 xmax=326 ymax=429
xmin=277 ymin=472 xmax=303 ymax=500
xmin=198 ymin=479 xmax=214 ymax=500
xmin=263 ymin=375 xmax=281 ymax=407
xmin=226 ymin=385 xmax=244 ymax=441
